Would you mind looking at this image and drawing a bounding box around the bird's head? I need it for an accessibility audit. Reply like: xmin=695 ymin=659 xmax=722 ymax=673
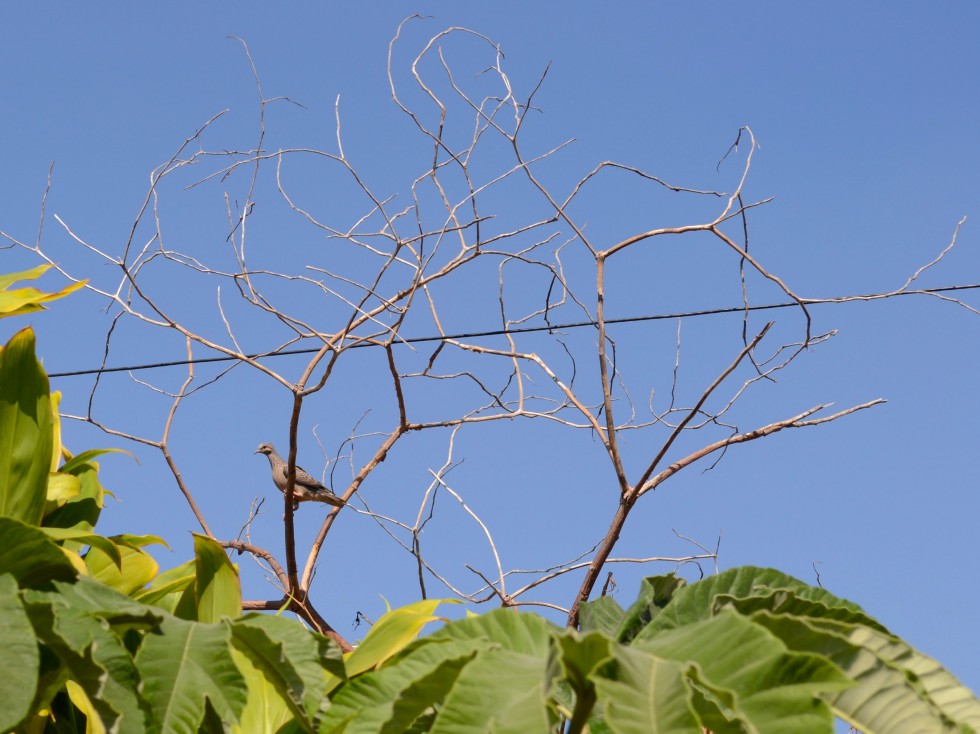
xmin=255 ymin=443 xmax=275 ymax=456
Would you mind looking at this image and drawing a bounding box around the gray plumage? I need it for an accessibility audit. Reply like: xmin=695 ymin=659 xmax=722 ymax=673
xmin=255 ymin=443 xmax=345 ymax=509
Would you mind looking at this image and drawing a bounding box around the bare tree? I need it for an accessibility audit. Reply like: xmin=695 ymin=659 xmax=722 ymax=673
xmin=5 ymin=17 xmax=973 ymax=650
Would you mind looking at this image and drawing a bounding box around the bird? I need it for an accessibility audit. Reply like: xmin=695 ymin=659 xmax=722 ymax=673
xmin=255 ymin=443 xmax=345 ymax=510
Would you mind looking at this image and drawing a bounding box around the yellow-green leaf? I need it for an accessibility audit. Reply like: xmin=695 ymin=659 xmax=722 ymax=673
xmin=85 ymin=538 xmax=160 ymax=595
xmin=136 ymin=559 xmax=197 ymax=613
xmin=0 ymin=327 xmax=52 ymax=525
xmin=345 ymin=598 xmax=458 ymax=677
xmin=194 ymin=533 xmax=242 ymax=622
xmin=65 ymin=680 xmax=108 ymax=734
xmin=0 ymin=265 xmax=86 ymax=319
xmin=49 ymin=391 xmax=63 ymax=472
xmin=228 ymin=645 xmax=296 ymax=734
xmin=45 ymin=472 xmax=81 ymax=507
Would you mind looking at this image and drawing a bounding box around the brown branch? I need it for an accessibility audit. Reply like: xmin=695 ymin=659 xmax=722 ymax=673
xmin=241 ymin=596 xmax=352 ymax=652
xmin=595 ymin=256 xmax=630 ymax=494
xmin=566 ymin=398 xmax=885 ymax=628
xmin=301 ymin=424 xmax=407 ymax=592
xmin=638 ymin=399 xmax=885 ymax=497
xmin=220 ymin=540 xmax=288 ymax=589
xmin=159 ymin=337 xmax=213 ymax=537
xmin=632 ymin=323 xmax=773 ymax=497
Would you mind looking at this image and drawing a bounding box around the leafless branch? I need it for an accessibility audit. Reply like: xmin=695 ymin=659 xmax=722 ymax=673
xmin=14 ymin=21 xmax=973 ymax=644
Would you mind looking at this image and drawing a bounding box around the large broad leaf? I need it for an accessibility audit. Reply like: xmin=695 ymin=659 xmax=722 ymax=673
xmin=193 ymin=533 xmax=242 ymax=622
xmin=229 ymin=644 xmax=298 ymax=734
xmin=23 ymin=574 xmax=164 ymax=628
xmin=578 ymin=595 xmax=627 ymax=638
xmin=346 ymin=599 xmax=458 ymax=677
xmin=320 ymin=637 xmax=487 ymax=734
xmin=636 ymin=609 xmax=852 ymax=733
xmin=637 ymin=567 xmax=869 ymax=639
xmin=0 ymin=574 xmax=39 ymax=732
xmin=754 ymin=611 xmax=980 ymax=733
xmin=42 ymin=526 xmax=123 ymax=568
xmin=426 ymin=606 xmax=558 ymax=657
xmin=135 ymin=616 xmax=248 ymax=734
xmin=324 ymin=610 xmax=561 ymax=734
xmin=424 ymin=609 xmax=561 ymax=733
xmin=0 ymin=265 xmax=86 ymax=319
xmin=625 ymin=568 xmax=980 ymax=732
xmin=555 ymin=632 xmax=614 ymax=731
xmin=0 ymin=516 xmax=78 ymax=588
xmin=0 ymin=327 xmax=52 ymax=525
xmin=231 ymin=613 xmax=345 ymax=728
xmin=23 ymin=577 xmax=159 ymax=733
xmin=717 ymin=586 xmax=889 ymax=635
xmin=591 ymin=644 xmax=704 ymax=734
xmin=428 ymin=646 xmax=558 ymax=734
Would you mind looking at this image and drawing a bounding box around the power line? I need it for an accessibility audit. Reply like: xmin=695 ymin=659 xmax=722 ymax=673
xmin=46 ymin=283 xmax=980 ymax=379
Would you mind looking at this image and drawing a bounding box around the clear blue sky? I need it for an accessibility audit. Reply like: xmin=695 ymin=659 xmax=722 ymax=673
xmin=3 ymin=2 xmax=979 ymax=696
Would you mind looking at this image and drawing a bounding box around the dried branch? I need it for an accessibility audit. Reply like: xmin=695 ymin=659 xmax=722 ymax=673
xmin=13 ymin=21 xmax=972 ymax=645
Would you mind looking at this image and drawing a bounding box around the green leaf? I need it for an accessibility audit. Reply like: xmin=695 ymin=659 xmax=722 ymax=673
xmin=427 ymin=606 xmax=558 ymax=657
xmin=616 ymin=573 xmax=686 ymax=644
xmin=591 ymin=645 xmax=703 ymax=734
xmin=346 ymin=598 xmax=458 ymax=677
xmin=556 ymin=632 xmax=613 ymax=732
xmin=135 ymin=616 xmax=248 ymax=734
xmin=136 ymin=559 xmax=197 ymax=612
xmin=229 ymin=644 xmax=297 ymax=734
xmin=24 ymin=578 xmax=157 ymax=733
xmin=59 ymin=447 xmax=134 ymax=475
xmin=637 ymin=610 xmax=851 ymax=733
xmin=42 ymin=526 xmax=123 ymax=568
xmin=0 ymin=574 xmax=39 ymax=732
xmin=321 ymin=638 xmax=486 ymax=734
xmin=424 ymin=609 xmax=561 ymax=733
xmin=231 ymin=613 xmax=345 ymax=726
xmin=754 ymin=611 xmax=980 ymax=733
xmin=578 ymin=595 xmax=626 ymax=637
xmin=429 ymin=646 xmax=558 ymax=733
xmin=24 ymin=574 xmax=164 ymax=628
xmin=0 ymin=265 xmax=86 ymax=319
xmin=324 ymin=610 xmax=561 ymax=734
xmin=193 ymin=533 xmax=242 ymax=622
xmin=638 ymin=567 xmax=867 ymax=639
xmin=719 ymin=587 xmax=889 ymax=635
xmin=0 ymin=327 xmax=52 ymax=525
xmin=0 ymin=516 xmax=78 ymax=587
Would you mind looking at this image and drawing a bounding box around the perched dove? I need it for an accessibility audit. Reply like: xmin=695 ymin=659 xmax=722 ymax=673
xmin=255 ymin=443 xmax=345 ymax=509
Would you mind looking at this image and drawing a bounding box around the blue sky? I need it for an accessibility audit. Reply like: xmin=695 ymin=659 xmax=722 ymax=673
xmin=2 ymin=2 xmax=979 ymax=697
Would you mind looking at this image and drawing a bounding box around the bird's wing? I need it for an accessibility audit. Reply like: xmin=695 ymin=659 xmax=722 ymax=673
xmin=292 ymin=464 xmax=326 ymax=491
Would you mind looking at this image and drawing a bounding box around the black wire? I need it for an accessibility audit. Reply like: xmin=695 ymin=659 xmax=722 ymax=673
xmin=46 ymin=283 xmax=980 ymax=378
